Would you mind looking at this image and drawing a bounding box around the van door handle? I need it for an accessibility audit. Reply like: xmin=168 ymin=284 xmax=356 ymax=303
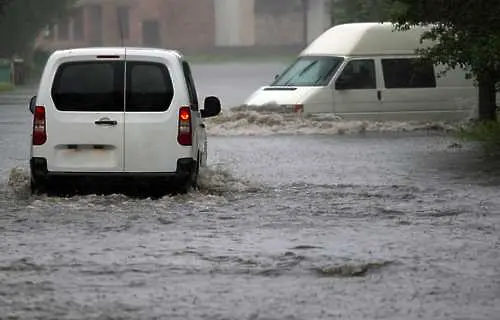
xmin=95 ymin=119 xmax=117 ymax=126
xmin=200 ymin=123 xmax=206 ymax=128
xmin=377 ymin=90 xmax=382 ymax=101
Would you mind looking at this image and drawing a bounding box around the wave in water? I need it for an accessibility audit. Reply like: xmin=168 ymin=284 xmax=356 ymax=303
xmin=205 ymin=107 xmax=466 ymax=136
xmin=2 ymin=165 xmax=262 ymax=203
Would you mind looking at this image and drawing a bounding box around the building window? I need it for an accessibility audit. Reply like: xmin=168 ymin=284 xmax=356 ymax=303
xmin=117 ymin=6 xmax=130 ymax=39
xmin=57 ymin=18 xmax=70 ymax=40
xmin=73 ymin=7 xmax=85 ymax=41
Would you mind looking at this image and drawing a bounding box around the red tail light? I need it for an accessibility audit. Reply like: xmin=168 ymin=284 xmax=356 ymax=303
xmin=32 ymin=106 xmax=47 ymax=145
xmin=177 ymin=106 xmax=192 ymax=146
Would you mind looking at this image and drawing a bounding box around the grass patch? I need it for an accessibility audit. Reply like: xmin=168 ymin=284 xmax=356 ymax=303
xmin=0 ymin=82 xmax=14 ymax=92
xmin=457 ymin=120 xmax=500 ymax=148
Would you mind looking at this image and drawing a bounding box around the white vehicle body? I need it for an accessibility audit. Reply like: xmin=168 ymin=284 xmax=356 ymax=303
xmin=244 ymin=22 xmax=484 ymax=121
xmin=29 ymin=47 xmax=221 ymax=194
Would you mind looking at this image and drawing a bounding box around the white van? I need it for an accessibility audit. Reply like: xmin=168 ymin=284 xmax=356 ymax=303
xmin=28 ymin=47 xmax=221 ymax=195
xmin=244 ymin=22 xmax=480 ymax=121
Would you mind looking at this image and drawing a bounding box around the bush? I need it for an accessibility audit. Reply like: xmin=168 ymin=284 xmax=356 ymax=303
xmin=0 ymin=81 xmax=14 ymax=92
xmin=458 ymin=120 xmax=500 ymax=148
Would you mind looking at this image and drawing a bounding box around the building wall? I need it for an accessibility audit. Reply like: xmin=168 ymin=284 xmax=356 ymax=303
xmin=214 ymin=0 xmax=255 ymax=47
xmin=306 ymin=0 xmax=331 ymax=43
xmin=160 ymin=0 xmax=215 ymax=50
xmin=35 ymin=0 xmax=215 ymax=51
xmin=254 ymin=0 xmax=331 ymax=46
xmin=254 ymin=0 xmax=305 ymax=46
xmin=34 ymin=0 xmax=330 ymax=52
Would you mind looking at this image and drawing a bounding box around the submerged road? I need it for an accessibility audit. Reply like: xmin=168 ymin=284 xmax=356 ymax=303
xmin=0 ymin=62 xmax=499 ymax=320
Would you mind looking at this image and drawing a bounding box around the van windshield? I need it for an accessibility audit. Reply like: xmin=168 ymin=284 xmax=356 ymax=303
xmin=271 ymin=56 xmax=344 ymax=87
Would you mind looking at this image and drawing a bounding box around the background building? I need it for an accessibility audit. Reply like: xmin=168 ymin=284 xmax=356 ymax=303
xmin=35 ymin=0 xmax=331 ymax=54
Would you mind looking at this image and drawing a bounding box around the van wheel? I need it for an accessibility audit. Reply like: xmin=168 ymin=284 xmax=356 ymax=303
xmin=177 ymin=158 xmax=200 ymax=194
xmin=191 ymin=156 xmax=200 ymax=190
xmin=30 ymin=178 xmax=47 ymax=195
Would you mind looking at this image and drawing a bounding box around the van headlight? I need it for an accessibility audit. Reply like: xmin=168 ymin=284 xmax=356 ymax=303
xmin=279 ymin=104 xmax=304 ymax=113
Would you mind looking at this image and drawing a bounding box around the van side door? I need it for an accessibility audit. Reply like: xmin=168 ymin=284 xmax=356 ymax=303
xmin=379 ymin=57 xmax=440 ymax=118
xmin=332 ymin=58 xmax=381 ymax=119
xmin=182 ymin=60 xmax=206 ymax=167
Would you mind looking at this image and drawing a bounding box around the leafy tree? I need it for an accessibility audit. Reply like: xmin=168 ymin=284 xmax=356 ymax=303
xmin=0 ymin=0 xmax=76 ymax=57
xmin=389 ymin=0 xmax=500 ymax=121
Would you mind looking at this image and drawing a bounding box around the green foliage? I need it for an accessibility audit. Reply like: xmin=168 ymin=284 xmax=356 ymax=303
xmin=458 ymin=121 xmax=500 ymax=148
xmin=388 ymin=0 xmax=500 ymax=120
xmin=0 ymin=0 xmax=77 ymax=57
xmin=0 ymin=81 xmax=14 ymax=92
xmin=390 ymin=0 xmax=500 ymax=77
xmin=331 ymin=0 xmax=500 ymax=120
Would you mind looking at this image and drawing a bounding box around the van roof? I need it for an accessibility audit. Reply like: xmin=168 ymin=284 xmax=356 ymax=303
xmin=301 ymin=22 xmax=434 ymax=57
xmin=50 ymin=47 xmax=183 ymax=59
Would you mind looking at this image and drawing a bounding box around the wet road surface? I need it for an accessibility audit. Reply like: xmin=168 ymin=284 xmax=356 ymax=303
xmin=1 ymin=63 xmax=500 ymax=320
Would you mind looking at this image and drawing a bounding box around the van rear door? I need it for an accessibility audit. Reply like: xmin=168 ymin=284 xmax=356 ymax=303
xmin=123 ymin=51 xmax=182 ymax=173
xmin=46 ymin=53 xmax=125 ymax=173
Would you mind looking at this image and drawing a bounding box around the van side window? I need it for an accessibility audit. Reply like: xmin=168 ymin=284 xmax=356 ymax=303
xmin=182 ymin=61 xmax=199 ymax=111
xmin=381 ymin=58 xmax=436 ymax=88
xmin=51 ymin=61 xmax=124 ymax=112
xmin=336 ymin=60 xmax=376 ymax=90
xmin=126 ymin=61 xmax=174 ymax=112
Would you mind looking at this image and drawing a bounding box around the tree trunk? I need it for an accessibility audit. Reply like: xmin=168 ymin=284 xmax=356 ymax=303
xmin=477 ymin=76 xmax=497 ymax=121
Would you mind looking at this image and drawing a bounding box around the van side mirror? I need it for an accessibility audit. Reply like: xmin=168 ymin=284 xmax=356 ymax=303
xmin=29 ymin=95 xmax=36 ymax=113
xmin=274 ymin=74 xmax=280 ymax=80
xmin=201 ymin=96 xmax=221 ymax=118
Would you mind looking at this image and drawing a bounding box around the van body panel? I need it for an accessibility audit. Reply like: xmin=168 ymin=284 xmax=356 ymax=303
xmin=302 ymin=87 xmax=335 ymax=113
xmin=31 ymin=47 xmax=202 ymax=175
xmin=36 ymin=49 xmax=126 ymax=173
xmin=244 ymin=23 xmax=480 ymax=121
xmin=245 ymin=87 xmax=314 ymax=106
xmin=301 ymin=22 xmax=434 ymax=57
xmin=332 ymin=57 xmax=382 ymax=115
xmin=123 ymin=50 xmax=191 ymax=173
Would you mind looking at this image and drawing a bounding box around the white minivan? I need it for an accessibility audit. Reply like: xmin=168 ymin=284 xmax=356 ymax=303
xmin=244 ymin=22 xmax=482 ymax=121
xmin=28 ymin=47 xmax=221 ymax=195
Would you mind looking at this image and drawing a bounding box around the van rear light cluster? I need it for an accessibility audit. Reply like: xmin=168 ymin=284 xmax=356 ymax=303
xmin=177 ymin=106 xmax=192 ymax=146
xmin=32 ymin=106 xmax=47 ymax=145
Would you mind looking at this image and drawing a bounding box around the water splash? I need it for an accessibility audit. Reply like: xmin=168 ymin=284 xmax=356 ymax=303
xmin=206 ymin=107 xmax=465 ymax=136
xmin=2 ymin=164 xmax=260 ymax=204
xmin=198 ymin=165 xmax=261 ymax=195
xmin=5 ymin=166 xmax=31 ymax=200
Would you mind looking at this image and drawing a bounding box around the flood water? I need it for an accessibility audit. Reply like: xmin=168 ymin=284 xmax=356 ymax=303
xmin=0 ymin=63 xmax=499 ymax=320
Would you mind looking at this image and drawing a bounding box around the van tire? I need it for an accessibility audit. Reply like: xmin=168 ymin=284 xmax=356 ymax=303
xmin=30 ymin=178 xmax=47 ymax=195
xmin=192 ymin=154 xmax=201 ymax=190
xmin=177 ymin=158 xmax=199 ymax=194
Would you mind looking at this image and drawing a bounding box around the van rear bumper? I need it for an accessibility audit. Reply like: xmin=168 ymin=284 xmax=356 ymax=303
xmin=30 ymin=157 xmax=195 ymax=185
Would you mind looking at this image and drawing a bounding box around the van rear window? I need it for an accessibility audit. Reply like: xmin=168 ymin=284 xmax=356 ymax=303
xmin=125 ymin=62 xmax=174 ymax=112
xmin=51 ymin=61 xmax=174 ymax=112
xmin=51 ymin=61 xmax=124 ymax=112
